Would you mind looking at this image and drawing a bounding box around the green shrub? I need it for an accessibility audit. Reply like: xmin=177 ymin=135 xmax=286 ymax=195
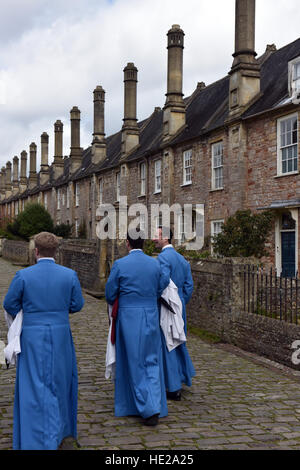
xmin=212 ymin=209 xmax=275 ymax=258
xmin=53 ymin=223 xmax=72 ymax=238
xmin=6 ymin=203 xmax=54 ymax=241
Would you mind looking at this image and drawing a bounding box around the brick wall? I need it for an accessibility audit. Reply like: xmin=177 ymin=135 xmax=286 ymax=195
xmin=2 ymin=239 xmax=29 ymax=265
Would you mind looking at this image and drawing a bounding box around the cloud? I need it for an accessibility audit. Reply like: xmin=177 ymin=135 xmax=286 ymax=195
xmin=0 ymin=0 xmax=299 ymax=170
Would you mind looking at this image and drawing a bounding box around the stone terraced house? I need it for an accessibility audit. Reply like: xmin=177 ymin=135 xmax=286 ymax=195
xmin=1 ymin=0 xmax=300 ymax=277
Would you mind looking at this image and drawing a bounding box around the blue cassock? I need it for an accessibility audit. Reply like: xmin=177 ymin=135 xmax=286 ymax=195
xmin=105 ymin=250 xmax=168 ymax=419
xmin=3 ymin=259 xmax=84 ymax=450
xmin=157 ymin=246 xmax=195 ymax=392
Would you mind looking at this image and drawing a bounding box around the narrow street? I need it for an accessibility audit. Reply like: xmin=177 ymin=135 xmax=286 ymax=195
xmin=2 ymin=257 xmax=300 ymax=450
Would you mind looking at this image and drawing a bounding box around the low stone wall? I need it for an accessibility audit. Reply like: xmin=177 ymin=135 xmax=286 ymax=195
xmin=188 ymin=257 xmax=300 ymax=370
xmin=58 ymin=239 xmax=101 ymax=292
xmin=1 ymin=239 xmax=29 ymax=265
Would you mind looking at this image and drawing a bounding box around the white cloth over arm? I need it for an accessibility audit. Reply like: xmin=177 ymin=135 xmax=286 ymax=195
xmin=105 ymin=304 xmax=116 ymax=380
xmin=160 ymin=280 xmax=186 ymax=352
xmin=4 ymin=309 xmax=23 ymax=366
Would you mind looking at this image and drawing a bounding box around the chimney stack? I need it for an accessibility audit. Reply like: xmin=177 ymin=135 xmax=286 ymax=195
xmin=12 ymin=156 xmax=19 ymax=195
xmin=40 ymin=132 xmax=49 ymax=185
xmin=70 ymin=106 xmax=83 ymax=173
xmin=29 ymin=142 xmax=38 ymax=189
xmin=163 ymin=24 xmax=186 ymax=140
xmin=5 ymin=161 xmax=12 ymax=199
xmin=53 ymin=120 xmax=64 ymax=179
xmin=228 ymin=0 xmax=260 ymax=119
xmin=92 ymin=86 xmax=106 ymax=164
xmin=121 ymin=63 xmax=139 ymax=157
xmin=0 ymin=167 xmax=5 ymax=200
xmin=20 ymin=150 xmax=28 ymax=193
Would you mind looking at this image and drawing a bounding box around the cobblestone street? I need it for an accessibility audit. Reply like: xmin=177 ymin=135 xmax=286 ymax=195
xmin=2 ymin=257 xmax=300 ymax=450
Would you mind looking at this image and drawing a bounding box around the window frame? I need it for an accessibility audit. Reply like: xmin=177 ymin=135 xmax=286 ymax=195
xmin=75 ymin=183 xmax=80 ymax=207
xmin=211 ymin=219 xmax=224 ymax=254
xmin=182 ymin=149 xmax=192 ymax=185
xmin=277 ymin=113 xmax=298 ymax=177
xmin=57 ymin=188 xmax=61 ymax=210
xmin=211 ymin=141 xmax=224 ymax=190
xmin=140 ymin=162 xmax=146 ymax=196
xmin=289 ymin=57 xmax=300 ymax=96
xmin=154 ymin=159 xmax=161 ymax=194
xmin=116 ymin=171 xmax=121 ymax=202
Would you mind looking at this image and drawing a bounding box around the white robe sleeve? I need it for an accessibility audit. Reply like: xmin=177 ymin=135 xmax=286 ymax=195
xmin=105 ymin=305 xmax=116 ymax=380
xmin=3 ymin=309 xmax=23 ymax=366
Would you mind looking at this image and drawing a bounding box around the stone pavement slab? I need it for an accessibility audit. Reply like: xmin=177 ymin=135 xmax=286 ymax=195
xmin=2 ymin=257 xmax=300 ymax=450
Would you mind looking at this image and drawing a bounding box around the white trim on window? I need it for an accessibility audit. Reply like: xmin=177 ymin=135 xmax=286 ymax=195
xmin=140 ymin=162 xmax=146 ymax=196
xmin=75 ymin=183 xmax=80 ymax=207
xmin=66 ymin=186 xmax=70 ymax=209
xmin=183 ymin=149 xmax=192 ymax=185
xmin=154 ymin=159 xmax=161 ymax=193
xmin=57 ymin=188 xmax=61 ymax=210
xmin=289 ymin=57 xmax=300 ymax=97
xmin=277 ymin=113 xmax=298 ymax=176
xmin=211 ymin=141 xmax=224 ymax=190
xmin=116 ymin=171 xmax=120 ymax=202
xmin=211 ymin=219 xmax=224 ymax=254
xmin=99 ymin=178 xmax=103 ymax=205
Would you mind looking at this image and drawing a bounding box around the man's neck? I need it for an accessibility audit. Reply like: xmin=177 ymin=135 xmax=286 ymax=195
xmin=162 ymin=243 xmax=173 ymax=250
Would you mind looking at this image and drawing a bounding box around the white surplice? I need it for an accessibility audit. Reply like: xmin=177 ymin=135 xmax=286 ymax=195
xmin=4 ymin=309 xmax=23 ymax=366
xmin=160 ymin=280 xmax=186 ymax=352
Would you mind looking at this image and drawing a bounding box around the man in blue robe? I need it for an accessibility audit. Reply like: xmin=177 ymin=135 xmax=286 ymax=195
xmin=3 ymin=232 xmax=84 ymax=450
xmin=105 ymin=232 xmax=168 ymax=426
xmin=153 ymin=227 xmax=195 ymax=401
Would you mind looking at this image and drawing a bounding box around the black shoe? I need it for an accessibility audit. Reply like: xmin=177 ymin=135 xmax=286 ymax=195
xmin=143 ymin=413 xmax=159 ymax=426
xmin=166 ymin=390 xmax=181 ymax=401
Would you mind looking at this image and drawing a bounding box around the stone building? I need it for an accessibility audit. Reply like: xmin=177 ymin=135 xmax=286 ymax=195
xmin=1 ymin=0 xmax=300 ymax=277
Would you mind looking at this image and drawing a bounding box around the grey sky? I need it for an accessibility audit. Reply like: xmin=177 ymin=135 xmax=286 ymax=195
xmin=0 ymin=0 xmax=299 ymax=170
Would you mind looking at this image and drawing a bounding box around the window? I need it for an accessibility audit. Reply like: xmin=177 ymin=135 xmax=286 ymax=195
xmin=75 ymin=183 xmax=80 ymax=207
xmin=116 ymin=172 xmax=120 ymax=202
xmin=140 ymin=162 xmax=146 ymax=195
xmin=66 ymin=186 xmax=70 ymax=209
xmin=277 ymin=114 xmax=298 ymax=175
xmin=293 ymin=62 xmax=300 ymax=94
xmin=57 ymin=188 xmax=61 ymax=210
xmin=44 ymin=192 xmax=48 ymax=210
xmin=211 ymin=220 xmax=224 ymax=253
xmin=154 ymin=160 xmax=161 ymax=193
xmin=139 ymin=213 xmax=146 ymax=231
xmin=178 ymin=213 xmax=185 ymax=242
xmin=99 ymin=178 xmax=103 ymax=205
xmin=15 ymin=201 xmax=18 ymax=216
xmin=89 ymin=181 xmax=92 ymax=208
xmin=75 ymin=219 xmax=79 ymax=237
xmin=212 ymin=142 xmax=224 ymax=189
xmin=154 ymin=214 xmax=163 ymax=232
xmin=62 ymin=190 xmax=65 ymax=207
xmin=183 ymin=149 xmax=192 ymax=185
xmin=289 ymin=58 xmax=300 ymax=96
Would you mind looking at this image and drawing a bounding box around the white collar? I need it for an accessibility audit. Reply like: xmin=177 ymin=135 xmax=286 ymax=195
xmin=129 ymin=249 xmax=143 ymax=253
xmin=162 ymin=244 xmax=173 ymax=250
xmin=37 ymin=257 xmax=55 ymax=262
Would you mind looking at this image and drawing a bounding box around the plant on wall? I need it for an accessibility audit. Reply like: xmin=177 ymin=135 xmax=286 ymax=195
xmin=212 ymin=209 xmax=275 ymax=258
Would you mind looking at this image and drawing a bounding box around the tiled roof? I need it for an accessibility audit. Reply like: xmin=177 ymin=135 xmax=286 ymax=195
xmin=2 ymin=37 xmax=300 ymax=200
